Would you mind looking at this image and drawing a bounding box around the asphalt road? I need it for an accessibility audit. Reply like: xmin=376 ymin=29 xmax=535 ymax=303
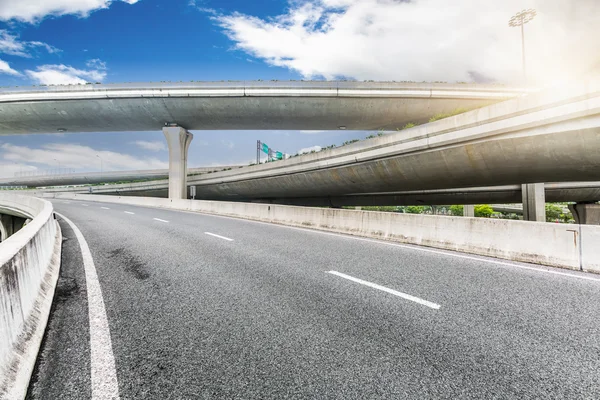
xmin=27 ymin=199 xmax=600 ymax=399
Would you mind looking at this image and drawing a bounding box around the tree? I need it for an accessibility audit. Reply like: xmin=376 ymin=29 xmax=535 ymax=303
xmin=449 ymin=205 xmax=464 ymax=216
xmin=405 ymin=205 xmax=427 ymax=214
xmin=474 ymin=204 xmax=494 ymax=218
xmin=545 ymin=203 xmax=563 ymax=222
xmin=361 ymin=206 xmax=401 ymax=212
xmin=545 ymin=203 xmax=574 ymax=223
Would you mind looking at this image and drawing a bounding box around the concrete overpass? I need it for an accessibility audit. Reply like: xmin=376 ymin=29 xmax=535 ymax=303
xmin=2 ymin=79 xmax=600 ymax=222
xmin=0 ymin=81 xmax=525 ymax=134
xmin=0 ymin=81 xmax=527 ymax=199
xmin=28 ymin=180 xmax=600 ymax=208
xmin=0 ymin=166 xmax=241 ymax=188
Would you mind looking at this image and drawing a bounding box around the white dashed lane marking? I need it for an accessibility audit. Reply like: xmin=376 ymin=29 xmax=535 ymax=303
xmin=204 ymin=232 xmax=234 ymax=241
xmin=327 ymin=271 xmax=441 ymax=310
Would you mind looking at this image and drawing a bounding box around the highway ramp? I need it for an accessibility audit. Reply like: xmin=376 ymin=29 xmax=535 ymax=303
xmin=27 ymin=200 xmax=600 ymax=399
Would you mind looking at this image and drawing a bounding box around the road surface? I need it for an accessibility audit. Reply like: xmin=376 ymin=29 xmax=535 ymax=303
xmin=26 ymin=200 xmax=600 ymax=399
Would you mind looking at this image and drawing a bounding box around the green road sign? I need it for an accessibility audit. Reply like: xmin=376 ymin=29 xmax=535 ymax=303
xmin=261 ymin=143 xmax=269 ymax=154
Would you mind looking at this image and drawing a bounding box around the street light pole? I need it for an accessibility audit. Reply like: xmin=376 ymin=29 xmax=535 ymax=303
xmin=509 ymin=9 xmax=537 ymax=83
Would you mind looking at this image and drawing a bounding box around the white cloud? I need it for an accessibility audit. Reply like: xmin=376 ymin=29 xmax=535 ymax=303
xmin=1 ymin=143 xmax=168 ymax=171
xmin=298 ymin=145 xmax=322 ymax=154
xmin=0 ymin=30 xmax=60 ymax=58
xmin=214 ymin=0 xmax=600 ymax=85
xmin=25 ymin=62 xmax=107 ymax=85
xmin=221 ymin=139 xmax=235 ymax=149
xmin=0 ymin=59 xmax=20 ymax=76
xmin=86 ymin=58 xmax=107 ymax=70
xmin=0 ymin=0 xmax=141 ymax=23
xmin=0 ymin=163 xmax=38 ymax=179
xmin=132 ymin=140 xmax=166 ymax=152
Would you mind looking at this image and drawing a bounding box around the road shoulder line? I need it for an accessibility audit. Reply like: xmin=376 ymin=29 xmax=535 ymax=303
xmin=55 ymin=213 xmax=120 ymax=400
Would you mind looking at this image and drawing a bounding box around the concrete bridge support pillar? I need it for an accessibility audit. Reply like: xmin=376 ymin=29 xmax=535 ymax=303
xmin=522 ymin=183 xmax=546 ymax=222
xmin=163 ymin=126 xmax=194 ymax=200
xmin=568 ymin=203 xmax=600 ymax=225
xmin=463 ymin=205 xmax=475 ymax=217
xmin=0 ymin=214 xmax=26 ymax=242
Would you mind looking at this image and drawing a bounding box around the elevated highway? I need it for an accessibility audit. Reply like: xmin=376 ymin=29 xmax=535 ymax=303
xmin=28 ymin=180 xmax=600 ymax=208
xmin=0 ymin=80 xmax=528 ymax=201
xmin=0 ymin=81 xmax=524 ymax=134
xmin=3 ymin=79 xmax=599 ymax=222
xmin=0 ymin=166 xmax=241 ymax=188
xmin=181 ymin=80 xmax=599 ymax=200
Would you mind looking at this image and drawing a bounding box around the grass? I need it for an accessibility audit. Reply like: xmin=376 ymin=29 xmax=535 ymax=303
xmin=428 ymin=108 xmax=470 ymax=123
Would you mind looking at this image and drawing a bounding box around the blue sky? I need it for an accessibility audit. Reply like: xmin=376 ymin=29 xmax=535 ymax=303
xmin=0 ymin=0 xmax=597 ymax=177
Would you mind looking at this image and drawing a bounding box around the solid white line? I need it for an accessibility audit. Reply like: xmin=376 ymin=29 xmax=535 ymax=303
xmin=124 ymin=211 xmax=135 ymax=215
xmin=327 ymin=271 xmax=441 ymax=310
xmin=101 ymin=207 xmax=110 ymax=210
xmin=153 ymin=218 xmax=169 ymax=223
xmin=55 ymin=213 xmax=120 ymax=399
xmin=204 ymin=232 xmax=234 ymax=241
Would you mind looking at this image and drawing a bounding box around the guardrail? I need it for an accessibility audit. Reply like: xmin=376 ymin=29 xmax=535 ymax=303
xmin=42 ymin=193 xmax=600 ymax=274
xmin=0 ymin=193 xmax=62 ymax=399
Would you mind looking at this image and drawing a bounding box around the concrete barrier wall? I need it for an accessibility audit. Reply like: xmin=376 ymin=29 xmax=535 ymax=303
xmin=0 ymin=193 xmax=61 ymax=399
xmin=580 ymin=225 xmax=600 ymax=274
xmin=46 ymin=193 xmax=600 ymax=273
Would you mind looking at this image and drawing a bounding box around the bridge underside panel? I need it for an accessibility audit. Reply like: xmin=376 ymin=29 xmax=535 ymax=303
xmin=191 ymin=128 xmax=600 ymax=200
xmin=0 ymin=97 xmax=495 ymax=134
xmin=86 ymin=185 xmax=600 ymax=208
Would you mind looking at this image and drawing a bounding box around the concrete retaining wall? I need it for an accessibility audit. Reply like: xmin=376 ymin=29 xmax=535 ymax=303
xmin=0 ymin=193 xmax=61 ymax=399
xmin=45 ymin=193 xmax=600 ymax=273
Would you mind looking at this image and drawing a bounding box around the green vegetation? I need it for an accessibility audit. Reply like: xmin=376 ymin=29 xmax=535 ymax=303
xmin=400 ymin=122 xmax=417 ymax=130
xmin=545 ymin=203 xmax=574 ymax=223
xmin=360 ymin=206 xmax=403 ymax=212
xmin=334 ymin=203 xmax=576 ymax=224
xmin=429 ymin=108 xmax=470 ymax=123
xmin=449 ymin=205 xmax=463 ymax=216
xmin=405 ymin=205 xmax=428 ymax=214
xmin=474 ymin=204 xmax=494 ymax=218
xmin=447 ymin=204 xmax=494 ymax=217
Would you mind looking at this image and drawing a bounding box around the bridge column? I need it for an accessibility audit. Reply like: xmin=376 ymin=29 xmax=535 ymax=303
xmin=568 ymin=203 xmax=600 ymax=225
xmin=163 ymin=126 xmax=194 ymax=200
xmin=522 ymin=183 xmax=546 ymax=222
xmin=463 ymin=205 xmax=475 ymax=217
